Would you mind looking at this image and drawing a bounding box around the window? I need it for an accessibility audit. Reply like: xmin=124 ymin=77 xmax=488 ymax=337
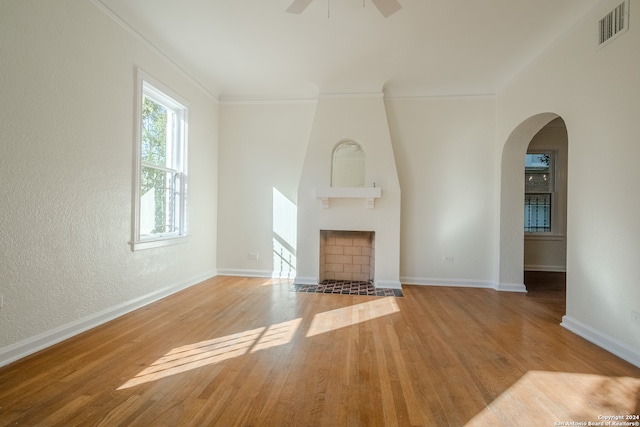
xmin=131 ymin=71 xmax=188 ymax=251
xmin=524 ymin=153 xmax=553 ymax=233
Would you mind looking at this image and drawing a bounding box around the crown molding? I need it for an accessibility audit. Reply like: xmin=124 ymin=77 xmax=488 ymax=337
xmin=89 ymin=0 xmax=219 ymax=103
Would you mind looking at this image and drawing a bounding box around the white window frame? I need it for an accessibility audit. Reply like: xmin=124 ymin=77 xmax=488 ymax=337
xmin=131 ymin=69 xmax=189 ymax=251
xmin=524 ymin=150 xmax=556 ymax=235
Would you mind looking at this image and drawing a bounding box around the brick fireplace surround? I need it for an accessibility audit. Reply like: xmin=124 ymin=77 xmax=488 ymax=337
xmin=319 ymin=230 xmax=375 ymax=283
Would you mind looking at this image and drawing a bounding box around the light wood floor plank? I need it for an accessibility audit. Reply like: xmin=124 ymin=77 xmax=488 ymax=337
xmin=1 ymin=274 xmax=638 ymax=426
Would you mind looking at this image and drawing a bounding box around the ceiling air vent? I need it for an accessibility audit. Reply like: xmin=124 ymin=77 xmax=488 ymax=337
xmin=598 ymin=0 xmax=629 ymax=47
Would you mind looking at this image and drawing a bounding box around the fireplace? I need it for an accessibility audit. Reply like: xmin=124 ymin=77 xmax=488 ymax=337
xmin=295 ymin=94 xmax=402 ymax=289
xmin=319 ymin=230 xmax=374 ymax=283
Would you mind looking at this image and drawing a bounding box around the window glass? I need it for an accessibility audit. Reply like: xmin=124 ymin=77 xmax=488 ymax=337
xmin=524 ymin=194 xmax=551 ymax=232
xmin=525 ymin=153 xmax=552 ymax=192
xmin=524 ymin=153 xmax=553 ymax=233
xmin=132 ymin=72 xmax=188 ymax=250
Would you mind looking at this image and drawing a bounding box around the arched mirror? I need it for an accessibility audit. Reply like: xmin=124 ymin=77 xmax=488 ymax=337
xmin=331 ymin=140 xmax=365 ymax=187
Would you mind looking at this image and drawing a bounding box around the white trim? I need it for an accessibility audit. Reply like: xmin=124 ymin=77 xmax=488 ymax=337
xmin=89 ymin=0 xmax=219 ymax=102
xmin=401 ymin=276 xmax=495 ymax=290
xmin=294 ymin=276 xmax=319 ymax=285
xmin=495 ymin=282 xmax=528 ymax=293
xmin=401 ymin=276 xmax=528 ymax=293
xmin=131 ymin=69 xmax=189 ymax=252
xmin=131 ymin=235 xmax=190 ymax=251
xmin=216 ymin=92 xmax=498 ymax=104
xmin=524 ymin=234 xmax=566 ymax=241
xmin=524 ymin=264 xmax=566 ymax=272
xmin=217 ymin=268 xmax=273 ymax=278
xmin=319 ymin=92 xmax=384 ymax=99
xmin=315 ymin=187 xmax=381 ymax=209
xmin=219 ymin=98 xmax=318 ymax=106
xmin=0 ymin=270 xmax=218 ymax=368
xmin=374 ymin=280 xmax=402 ymax=290
xmin=384 ymin=93 xmax=497 ymax=101
xmin=561 ymin=315 xmax=640 ymax=368
xmin=138 ymin=69 xmax=191 ymax=108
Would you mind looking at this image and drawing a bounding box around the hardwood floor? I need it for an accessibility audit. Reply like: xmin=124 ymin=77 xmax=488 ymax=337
xmin=1 ymin=275 xmax=638 ymax=426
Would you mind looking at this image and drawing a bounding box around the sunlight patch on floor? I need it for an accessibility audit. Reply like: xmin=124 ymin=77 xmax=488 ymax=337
xmin=118 ymin=318 xmax=301 ymax=390
xmin=465 ymin=370 xmax=640 ymax=426
xmin=119 ymin=297 xmax=401 ymax=390
xmin=306 ymin=297 xmax=400 ymax=337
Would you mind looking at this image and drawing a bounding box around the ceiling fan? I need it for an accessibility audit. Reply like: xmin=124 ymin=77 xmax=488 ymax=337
xmin=286 ymin=0 xmax=401 ymax=18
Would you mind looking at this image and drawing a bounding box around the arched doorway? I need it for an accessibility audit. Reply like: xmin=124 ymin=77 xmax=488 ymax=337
xmin=523 ymin=118 xmax=568 ymax=300
xmin=524 ymin=118 xmax=568 ymax=268
xmin=498 ymin=113 xmax=566 ymax=292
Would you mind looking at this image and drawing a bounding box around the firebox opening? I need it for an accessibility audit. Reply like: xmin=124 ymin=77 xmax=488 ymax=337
xmin=319 ymin=230 xmax=375 ymax=284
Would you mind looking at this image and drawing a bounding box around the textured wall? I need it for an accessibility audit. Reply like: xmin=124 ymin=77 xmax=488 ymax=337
xmin=0 ymin=0 xmax=218 ymax=352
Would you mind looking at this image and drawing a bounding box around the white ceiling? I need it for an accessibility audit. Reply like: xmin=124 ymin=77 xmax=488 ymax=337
xmin=95 ymin=0 xmax=601 ymax=101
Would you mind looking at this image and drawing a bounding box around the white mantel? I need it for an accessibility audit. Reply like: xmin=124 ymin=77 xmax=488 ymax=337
xmin=315 ymin=187 xmax=382 ymax=208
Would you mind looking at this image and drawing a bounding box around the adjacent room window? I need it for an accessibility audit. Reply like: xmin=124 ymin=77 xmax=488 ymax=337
xmin=524 ymin=152 xmax=554 ymax=233
xmin=132 ymin=71 xmax=189 ymax=250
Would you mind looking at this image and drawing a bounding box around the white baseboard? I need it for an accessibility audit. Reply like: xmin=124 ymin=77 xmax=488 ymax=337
xmin=402 ymin=276 xmax=494 ymax=289
xmin=561 ymin=315 xmax=640 ymax=368
xmin=374 ymin=280 xmax=402 ymax=289
xmin=401 ymin=276 xmax=527 ymax=293
xmin=217 ymin=268 xmax=297 ymax=280
xmin=495 ymin=282 xmax=528 ymax=293
xmin=0 ymin=269 xmax=218 ymax=368
xmin=217 ymin=268 xmax=272 ymax=278
xmin=294 ymin=276 xmax=318 ymax=285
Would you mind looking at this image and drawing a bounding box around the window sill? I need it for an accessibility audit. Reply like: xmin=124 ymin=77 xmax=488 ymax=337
xmin=524 ymin=234 xmax=566 ymax=242
xmin=130 ymin=235 xmax=190 ymax=251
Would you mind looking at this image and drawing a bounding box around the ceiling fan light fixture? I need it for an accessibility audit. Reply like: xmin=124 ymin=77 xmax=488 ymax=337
xmin=286 ymin=0 xmax=401 ymax=17
xmin=286 ymin=0 xmax=314 ymax=14
xmin=370 ymin=0 xmax=401 ymax=17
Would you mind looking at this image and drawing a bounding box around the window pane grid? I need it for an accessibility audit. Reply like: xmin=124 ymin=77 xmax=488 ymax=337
xmin=133 ymin=73 xmax=188 ymax=249
xmin=140 ymin=166 xmax=182 ymax=236
xmin=524 ymin=193 xmax=551 ymax=232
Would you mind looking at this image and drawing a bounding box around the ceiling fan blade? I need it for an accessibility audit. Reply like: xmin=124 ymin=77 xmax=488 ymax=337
xmin=370 ymin=0 xmax=401 ymax=17
xmin=286 ymin=0 xmax=314 ymax=14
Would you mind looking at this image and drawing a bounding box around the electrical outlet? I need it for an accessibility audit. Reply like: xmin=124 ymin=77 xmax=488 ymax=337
xmin=444 ymin=256 xmax=454 ymax=263
xmin=632 ymin=311 xmax=640 ymax=325
xmin=248 ymin=252 xmax=259 ymax=260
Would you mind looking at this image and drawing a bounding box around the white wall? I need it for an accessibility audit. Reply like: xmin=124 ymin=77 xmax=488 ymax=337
xmin=218 ymin=96 xmax=499 ymax=290
xmin=217 ymin=101 xmax=316 ymax=277
xmin=385 ymin=97 xmax=498 ymax=288
xmin=497 ymin=0 xmax=640 ymax=364
xmin=0 ymin=0 xmax=219 ymax=365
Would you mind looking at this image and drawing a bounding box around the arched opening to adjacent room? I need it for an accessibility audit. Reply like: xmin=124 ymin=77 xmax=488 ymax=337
xmin=498 ymin=113 xmax=568 ymax=304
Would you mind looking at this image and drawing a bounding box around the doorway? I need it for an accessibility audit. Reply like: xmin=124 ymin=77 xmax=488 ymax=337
xmin=523 ymin=118 xmax=568 ymax=297
xmin=498 ymin=113 xmax=568 ymax=293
